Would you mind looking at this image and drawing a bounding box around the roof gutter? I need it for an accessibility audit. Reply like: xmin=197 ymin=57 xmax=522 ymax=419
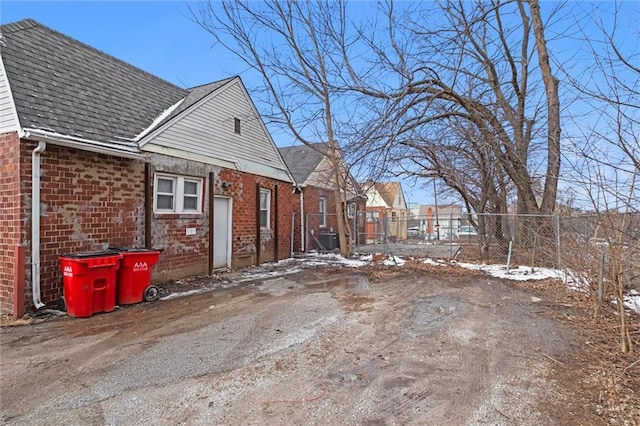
xmin=23 ymin=129 xmax=145 ymax=160
xmin=31 ymin=141 xmax=46 ymax=309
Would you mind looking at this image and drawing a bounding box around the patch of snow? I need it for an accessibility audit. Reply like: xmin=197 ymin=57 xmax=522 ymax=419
xmin=23 ymin=127 xmax=140 ymax=153
xmin=161 ymin=288 xmax=209 ymax=301
xmin=454 ymin=261 xmax=640 ymax=313
xmin=383 ymin=256 xmax=406 ymax=266
xmin=339 ymin=257 xmax=370 ymax=268
xmin=134 ymin=97 xmax=186 ymax=141
xmin=423 ymin=258 xmax=445 ymax=266
xmin=458 ymin=262 xmax=565 ymax=282
xmin=623 ymin=290 xmax=640 ymax=314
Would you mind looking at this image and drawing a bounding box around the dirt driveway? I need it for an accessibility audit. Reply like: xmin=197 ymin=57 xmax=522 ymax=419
xmin=0 ymin=262 xmax=625 ymax=424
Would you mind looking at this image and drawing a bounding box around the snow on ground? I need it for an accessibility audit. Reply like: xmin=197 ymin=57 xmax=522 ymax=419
xmin=454 ymin=261 xmax=589 ymax=292
xmin=161 ymin=251 xmax=640 ymax=315
xmin=161 ymin=288 xmax=210 ymax=301
xmin=623 ymin=290 xmax=640 ymax=314
xmin=383 ymin=256 xmax=406 ymax=266
xmin=452 ymin=260 xmax=639 ymax=315
xmin=424 ymin=258 xmax=446 ymax=266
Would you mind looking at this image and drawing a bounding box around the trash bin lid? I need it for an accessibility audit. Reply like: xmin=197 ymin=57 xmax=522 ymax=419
xmin=59 ymin=250 xmax=122 ymax=259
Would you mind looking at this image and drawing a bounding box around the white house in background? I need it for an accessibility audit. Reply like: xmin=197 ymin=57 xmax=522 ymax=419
xmin=418 ymin=204 xmax=463 ymax=240
xmin=362 ymin=181 xmax=409 ymax=240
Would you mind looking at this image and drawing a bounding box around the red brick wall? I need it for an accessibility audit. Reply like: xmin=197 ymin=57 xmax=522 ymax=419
xmin=25 ymin=142 xmax=146 ymax=309
xmin=365 ymin=206 xmax=388 ymax=243
xmin=0 ymin=132 xmax=22 ymax=315
xmin=293 ymin=186 xmax=366 ymax=252
xmin=299 ymin=186 xmax=337 ymax=251
xmin=150 ymin=165 xmax=293 ymax=277
xmin=3 ymin=142 xmax=294 ymax=313
xmin=217 ymin=169 xmax=294 ymax=268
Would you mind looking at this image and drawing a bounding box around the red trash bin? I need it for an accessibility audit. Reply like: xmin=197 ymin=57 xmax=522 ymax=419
xmin=112 ymin=248 xmax=161 ymax=305
xmin=59 ymin=251 xmax=122 ymax=318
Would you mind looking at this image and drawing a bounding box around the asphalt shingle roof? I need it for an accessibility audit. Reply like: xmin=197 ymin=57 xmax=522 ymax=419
xmin=0 ymin=19 xmax=192 ymax=150
xmin=278 ymin=143 xmax=329 ymax=185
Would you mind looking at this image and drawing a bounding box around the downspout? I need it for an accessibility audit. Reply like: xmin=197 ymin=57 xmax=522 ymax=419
xmin=32 ymin=141 xmax=46 ymax=309
xmin=300 ymin=190 xmax=305 ymax=252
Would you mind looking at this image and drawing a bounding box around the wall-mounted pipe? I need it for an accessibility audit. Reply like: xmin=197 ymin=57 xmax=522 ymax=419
xmin=300 ymin=191 xmax=305 ymax=252
xmin=32 ymin=141 xmax=46 ymax=309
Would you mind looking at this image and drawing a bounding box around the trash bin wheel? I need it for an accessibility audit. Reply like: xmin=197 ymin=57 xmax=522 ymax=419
xmin=56 ymin=297 xmax=67 ymax=312
xmin=143 ymin=285 xmax=159 ymax=302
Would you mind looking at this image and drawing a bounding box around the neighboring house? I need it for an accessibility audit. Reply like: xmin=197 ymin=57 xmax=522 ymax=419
xmin=279 ymin=143 xmax=365 ymax=252
xmin=0 ymin=19 xmax=295 ymax=316
xmin=418 ymin=204 xmax=463 ymax=239
xmin=362 ymin=181 xmax=409 ymax=242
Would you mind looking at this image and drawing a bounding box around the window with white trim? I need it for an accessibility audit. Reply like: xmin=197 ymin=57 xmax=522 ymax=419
xmin=259 ymin=189 xmax=270 ymax=228
xmin=347 ymin=202 xmax=356 ymax=218
xmin=366 ymin=211 xmax=379 ymax=222
xmin=319 ymin=197 xmax=327 ymax=227
xmin=154 ymin=174 xmax=203 ymax=213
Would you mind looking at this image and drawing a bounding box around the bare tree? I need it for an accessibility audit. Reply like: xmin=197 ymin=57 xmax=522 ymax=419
xmin=396 ymin=118 xmax=514 ymax=251
xmin=191 ymin=1 xmax=362 ymax=256
xmin=346 ymin=0 xmax=562 ymax=219
xmin=560 ymin=2 xmax=639 ymax=354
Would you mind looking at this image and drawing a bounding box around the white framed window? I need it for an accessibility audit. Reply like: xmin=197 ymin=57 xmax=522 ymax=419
xmin=366 ymin=211 xmax=379 ymax=222
xmin=234 ymin=117 xmax=241 ymax=134
xmin=154 ymin=173 xmax=203 ymax=214
xmin=347 ymin=202 xmax=356 ymax=218
xmin=260 ymin=189 xmax=270 ymax=228
xmin=391 ymin=212 xmax=398 ymax=222
xmin=319 ymin=197 xmax=327 ymax=227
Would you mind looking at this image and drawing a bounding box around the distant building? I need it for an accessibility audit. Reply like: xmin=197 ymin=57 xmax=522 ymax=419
xmin=361 ymin=181 xmax=409 ymax=242
xmin=418 ymin=204 xmax=463 ymax=240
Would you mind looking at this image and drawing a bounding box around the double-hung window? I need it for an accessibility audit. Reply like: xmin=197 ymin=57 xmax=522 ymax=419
xmin=155 ymin=174 xmax=203 ymax=214
xmin=319 ymin=197 xmax=327 ymax=227
xmin=260 ymin=189 xmax=270 ymax=228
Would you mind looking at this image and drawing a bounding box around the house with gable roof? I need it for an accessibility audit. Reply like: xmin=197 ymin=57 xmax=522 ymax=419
xmin=0 ymin=19 xmax=295 ymax=316
xmin=278 ymin=143 xmax=365 ymax=252
xmin=362 ymin=181 xmax=409 ymax=242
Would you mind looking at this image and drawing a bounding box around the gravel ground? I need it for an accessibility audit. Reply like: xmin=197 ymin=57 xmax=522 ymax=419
xmin=1 ymin=260 xmax=637 ymax=424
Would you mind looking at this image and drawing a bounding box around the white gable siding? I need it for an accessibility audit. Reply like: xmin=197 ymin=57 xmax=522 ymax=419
xmin=305 ymin=157 xmax=334 ymax=189
xmin=142 ymin=80 xmax=291 ymax=182
xmin=365 ymin=187 xmax=387 ymax=207
xmin=393 ymin=185 xmax=408 ymax=210
xmin=0 ymin=56 xmax=20 ymax=133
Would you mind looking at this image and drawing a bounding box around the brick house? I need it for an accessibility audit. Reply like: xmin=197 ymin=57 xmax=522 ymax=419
xmin=361 ymin=181 xmax=409 ymax=242
xmin=278 ymin=143 xmax=365 ymax=252
xmin=0 ymin=19 xmax=295 ymax=316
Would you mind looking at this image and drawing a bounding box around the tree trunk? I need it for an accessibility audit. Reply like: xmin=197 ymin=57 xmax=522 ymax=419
xmin=529 ymin=0 xmax=561 ymax=214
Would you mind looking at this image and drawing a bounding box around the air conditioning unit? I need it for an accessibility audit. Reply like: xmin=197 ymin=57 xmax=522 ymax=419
xmin=318 ymin=233 xmax=338 ymax=250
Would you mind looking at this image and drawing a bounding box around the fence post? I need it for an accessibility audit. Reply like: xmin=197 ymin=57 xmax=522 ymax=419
xmin=555 ymin=214 xmax=561 ymax=269
xmin=353 ymin=209 xmax=357 ymax=252
xmin=506 ymin=240 xmax=513 ymax=273
xmin=291 ymin=212 xmax=295 ymax=258
xmin=305 ymin=213 xmax=309 ymax=252
xmin=383 ymin=216 xmax=389 ymax=254
xmin=449 ymin=213 xmax=454 ymax=258
xmin=598 ymin=252 xmax=605 ymax=303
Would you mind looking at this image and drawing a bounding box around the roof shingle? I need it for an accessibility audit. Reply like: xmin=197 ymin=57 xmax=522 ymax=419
xmin=0 ymin=19 xmax=190 ymax=150
xmin=278 ymin=143 xmax=329 ymax=185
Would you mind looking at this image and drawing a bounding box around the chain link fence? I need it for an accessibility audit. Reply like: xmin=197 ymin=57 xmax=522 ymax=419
xmin=304 ymin=210 xmax=639 ymax=293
